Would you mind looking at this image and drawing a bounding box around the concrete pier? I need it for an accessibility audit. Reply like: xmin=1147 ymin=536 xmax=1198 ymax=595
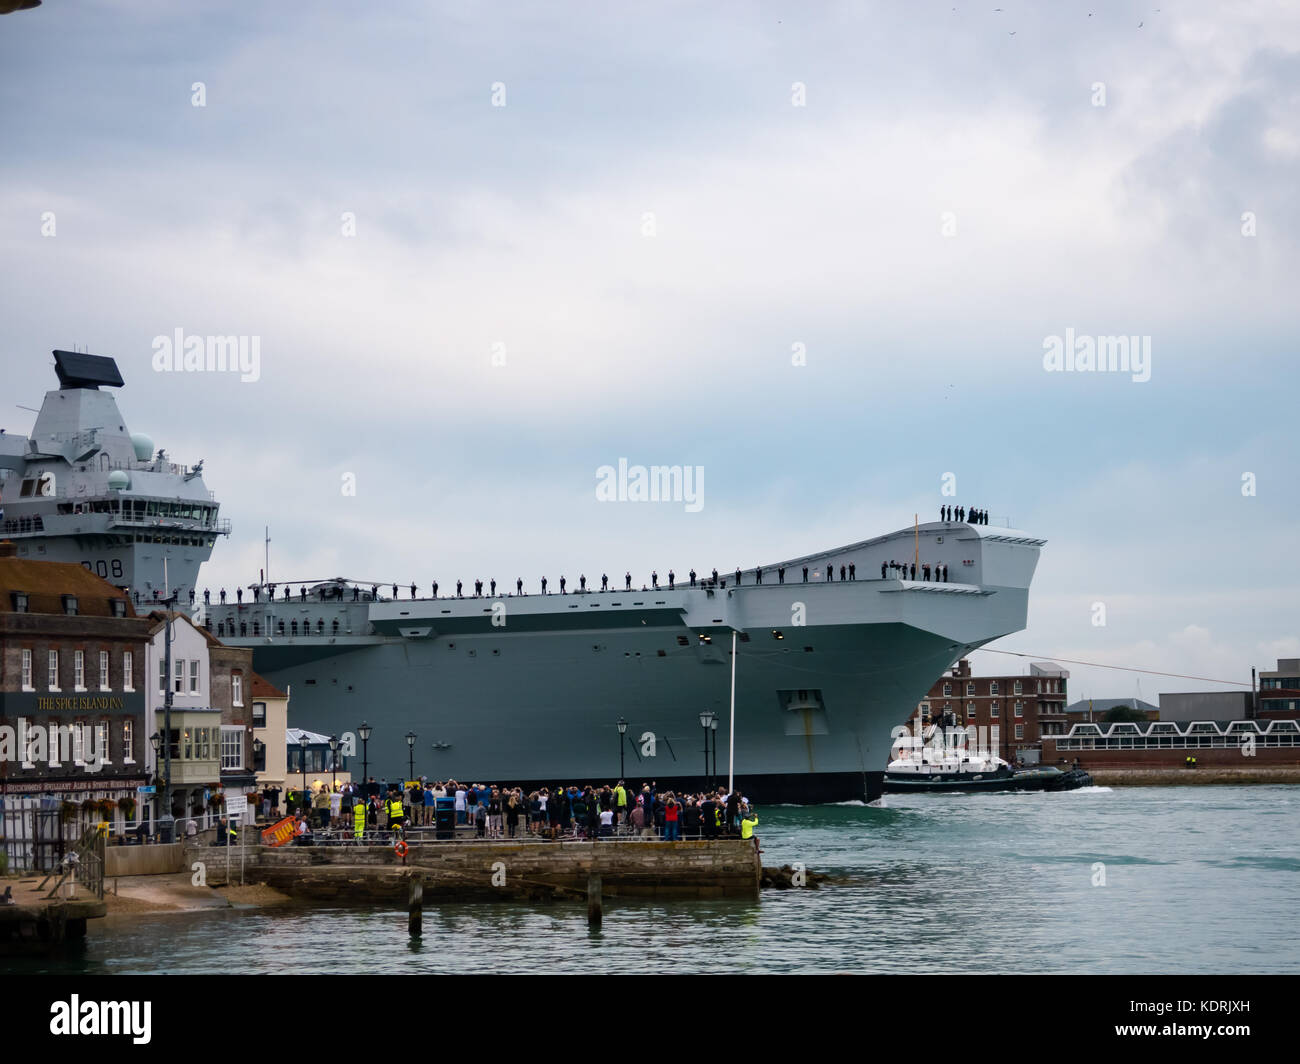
xmin=0 ymin=881 xmax=107 ymax=955
xmin=194 ymin=838 xmax=761 ymax=902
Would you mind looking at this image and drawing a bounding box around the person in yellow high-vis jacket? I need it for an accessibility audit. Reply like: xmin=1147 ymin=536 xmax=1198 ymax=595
xmin=739 ymin=810 xmax=759 ymax=844
xmin=387 ymin=793 xmax=406 ymax=837
xmin=352 ymin=797 xmax=366 ymax=840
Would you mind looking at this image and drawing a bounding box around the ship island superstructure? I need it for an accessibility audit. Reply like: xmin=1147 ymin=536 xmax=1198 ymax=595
xmin=0 ymin=351 xmax=229 ymax=604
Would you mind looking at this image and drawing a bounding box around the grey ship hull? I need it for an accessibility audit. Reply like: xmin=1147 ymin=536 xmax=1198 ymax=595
xmin=211 ymin=524 xmax=1044 ymax=803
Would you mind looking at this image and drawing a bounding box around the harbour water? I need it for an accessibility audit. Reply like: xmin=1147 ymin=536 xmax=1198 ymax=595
xmin=10 ymin=786 xmax=1298 ymax=975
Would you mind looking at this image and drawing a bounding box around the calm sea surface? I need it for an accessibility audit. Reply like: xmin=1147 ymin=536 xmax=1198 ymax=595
xmin=11 ymin=785 xmax=1299 ymax=974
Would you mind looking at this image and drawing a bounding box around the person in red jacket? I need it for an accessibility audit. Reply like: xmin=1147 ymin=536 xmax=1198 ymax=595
xmin=663 ymin=795 xmax=681 ymax=841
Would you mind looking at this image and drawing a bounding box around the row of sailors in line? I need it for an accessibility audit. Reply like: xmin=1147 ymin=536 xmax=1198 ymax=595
xmin=941 ymin=505 xmax=989 ymax=524
xmin=204 ymin=562 xmax=872 ymax=605
xmin=201 ymin=555 xmax=965 ymax=607
xmin=886 ymin=560 xmax=951 ymax=582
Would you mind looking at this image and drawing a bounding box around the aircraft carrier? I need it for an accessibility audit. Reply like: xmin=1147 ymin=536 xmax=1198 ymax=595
xmin=2 ymin=352 xmax=1045 ymax=802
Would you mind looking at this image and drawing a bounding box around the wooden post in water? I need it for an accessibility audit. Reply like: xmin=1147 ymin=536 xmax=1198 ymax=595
xmin=408 ymin=876 xmax=423 ymax=938
xmin=587 ymin=872 xmax=602 ymax=928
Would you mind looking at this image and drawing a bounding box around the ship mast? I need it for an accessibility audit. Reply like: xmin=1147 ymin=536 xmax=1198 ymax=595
xmin=727 ymin=629 xmax=737 ymax=793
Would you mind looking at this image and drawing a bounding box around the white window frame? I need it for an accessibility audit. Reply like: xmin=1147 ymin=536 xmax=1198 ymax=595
xmin=21 ymin=648 xmax=33 ymax=691
xmin=232 ymin=673 xmax=243 ymax=707
xmin=22 ymin=723 xmax=39 ymax=769
xmin=1014 ymin=680 xmax=1023 ymax=695
xmin=99 ymin=649 xmax=110 ymax=691
xmin=123 ymin=719 xmax=135 ymax=764
xmin=189 ymin=659 xmax=199 ymax=694
xmin=158 ymin=658 xmax=166 ymax=695
xmin=990 ymin=681 xmax=1000 ymax=695
xmin=48 ymin=649 xmax=60 ymax=691
xmin=173 ymin=659 xmax=185 ymax=695
xmin=991 ymin=701 xmax=1000 ymax=718
xmin=1015 ymin=700 xmax=1024 ymax=717
xmin=1014 ymin=724 xmax=1025 ymax=740
xmin=74 ymin=649 xmax=86 ymax=691
xmin=966 ymin=682 xmax=976 ymax=696
xmin=123 ymin=651 xmax=134 ymax=692
xmin=95 ymin=721 xmax=111 ymax=765
xmin=942 ymin=682 xmax=952 ymax=696
xmin=221 ymin=725 xmax=243 ymax=769
xmin=72 ymin=720 xmax=85 ymax=765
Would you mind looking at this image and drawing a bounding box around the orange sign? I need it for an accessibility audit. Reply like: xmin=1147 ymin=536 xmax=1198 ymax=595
xmin=261 ymin=816 xmax=297 ymax=848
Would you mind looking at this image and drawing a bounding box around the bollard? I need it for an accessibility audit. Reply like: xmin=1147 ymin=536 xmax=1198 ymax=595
xmin=587 ymin=873 xmax=602 ymax=929
xmin=408 ymin=877 xmax=423 ymax=938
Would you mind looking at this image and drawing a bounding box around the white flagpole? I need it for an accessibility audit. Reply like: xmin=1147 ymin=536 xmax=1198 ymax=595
xmin=728 ymin=629 xmax=737 ymax=793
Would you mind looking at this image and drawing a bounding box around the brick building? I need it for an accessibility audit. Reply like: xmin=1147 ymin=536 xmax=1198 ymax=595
xmin=0 ymin=542 xmax=151 ymax=853
xmin=1258 ymin=658 xmax=1300 ymax=719
xmin=908 ymin=657 xmax=1069 ymax=763
xmin=142 ymin=611 xmax=259 ymax=827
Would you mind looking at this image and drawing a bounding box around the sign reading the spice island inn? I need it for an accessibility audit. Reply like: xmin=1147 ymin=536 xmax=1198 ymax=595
xmin=0 ymin=690 xmax=143 ymax=716
xmin=32 ymin=695 xmax=129 ymax=712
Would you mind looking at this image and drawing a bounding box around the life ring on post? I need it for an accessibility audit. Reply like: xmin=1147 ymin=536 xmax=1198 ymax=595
xmin=394 ymin=840 xmax=409 ymax=859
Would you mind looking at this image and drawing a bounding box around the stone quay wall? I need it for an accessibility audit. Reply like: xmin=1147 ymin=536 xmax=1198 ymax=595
xmin=191 ymin=838 xmax=761 ymax=901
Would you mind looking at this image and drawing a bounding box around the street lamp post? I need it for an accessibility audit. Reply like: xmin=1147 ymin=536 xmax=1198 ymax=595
xmin=405 ymin=731 xmax=417 ymax=783
xmin=616 ymin=717 xmax=628 ymax=779
xmin=710 ymin=717 xmax=718 ymax=787
xmin=358 ymin=721 xmax=372 ymax=794
xmin=298 ymin=732 xmax=311 ymax=815
xmin=699 ymin=711 xmax=715 ymax=786
xmin=328 ymin=735 xmax=339 ymax=791
xmin=150 ymin=731 xmax=162 ymax=835
xmin=158 ymin=592 xmax=179 ymax=843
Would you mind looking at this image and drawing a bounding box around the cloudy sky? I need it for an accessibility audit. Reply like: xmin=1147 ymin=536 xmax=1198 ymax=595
xmin=2 ymin=1 xmax=1297 ymax=703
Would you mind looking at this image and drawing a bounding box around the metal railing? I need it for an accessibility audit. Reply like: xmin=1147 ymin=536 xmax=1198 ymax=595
xmin=39 ymin=825 xmax=106 ymax=900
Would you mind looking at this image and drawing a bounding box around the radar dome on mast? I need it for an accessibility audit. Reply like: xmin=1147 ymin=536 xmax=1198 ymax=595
xmin=130 ymin=433 xmax=153 ymax=461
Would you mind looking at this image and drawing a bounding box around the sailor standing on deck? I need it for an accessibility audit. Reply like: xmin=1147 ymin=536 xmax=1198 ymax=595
xmin=601 ymin=573 xmax=609 ymax=591
xmin=517 ymin=578 xmax=523 ymax=595
xmin=625 ymin=571 xmax=632 ymax=590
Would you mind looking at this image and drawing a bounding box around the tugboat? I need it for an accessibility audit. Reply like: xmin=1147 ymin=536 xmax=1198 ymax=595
xmin=884 ymin=730 xmax=1093 ymax=794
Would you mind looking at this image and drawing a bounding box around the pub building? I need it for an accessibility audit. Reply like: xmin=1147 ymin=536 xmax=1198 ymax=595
xmin=0 ymin=542 xmax=151 ymax=846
